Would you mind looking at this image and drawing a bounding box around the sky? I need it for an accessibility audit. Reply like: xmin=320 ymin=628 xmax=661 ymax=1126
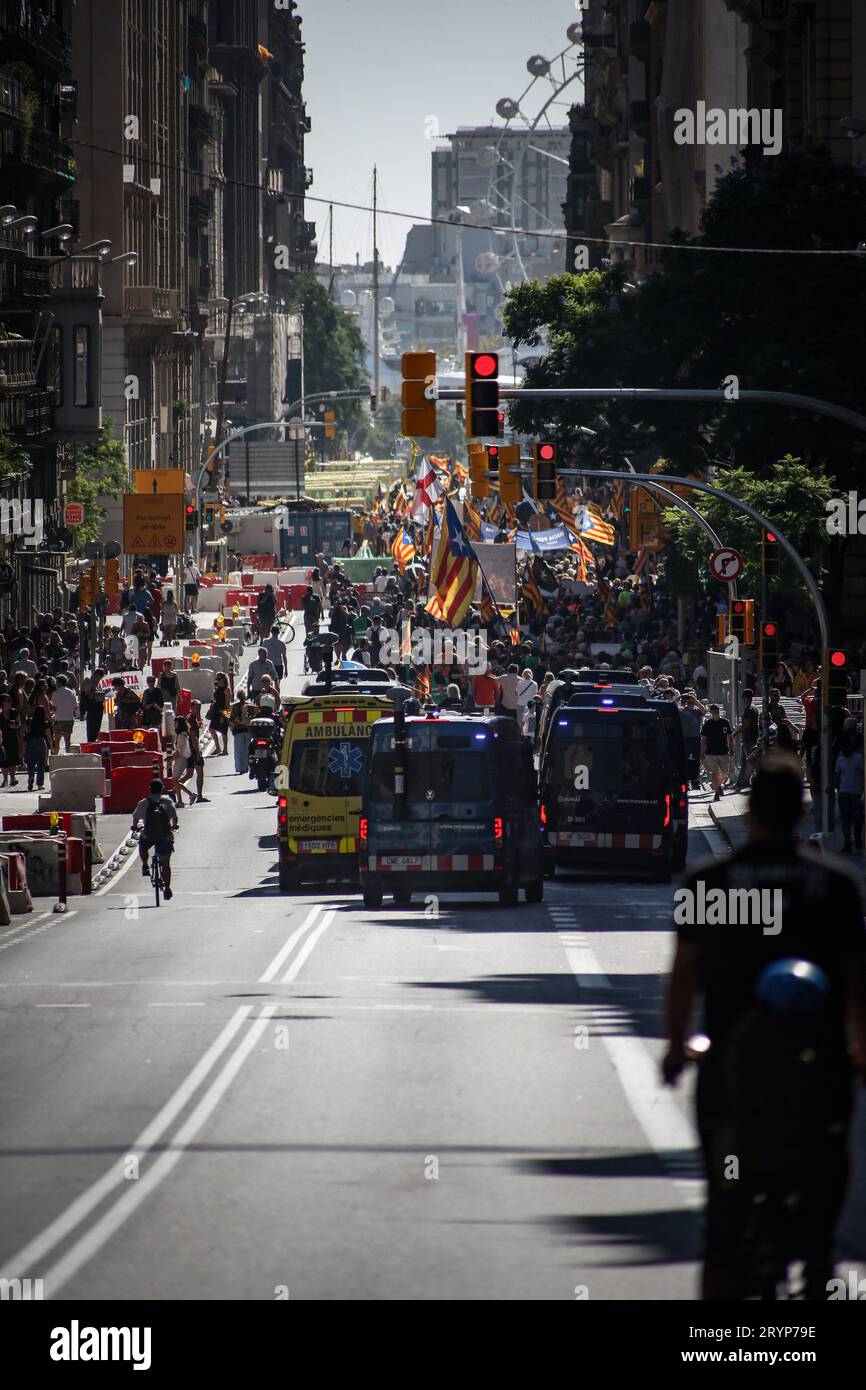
xmin=299 ymin=0 xmax=583 ymax=270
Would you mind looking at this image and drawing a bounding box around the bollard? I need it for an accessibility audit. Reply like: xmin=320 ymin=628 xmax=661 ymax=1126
xmin=53 ymin=835 xmax=68 ymax=914
xmin=83 ymin=823 xmax=94 ymax=895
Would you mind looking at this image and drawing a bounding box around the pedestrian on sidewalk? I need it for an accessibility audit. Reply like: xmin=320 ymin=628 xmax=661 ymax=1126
xmin=171 ymin=718 xmax=194 ymax=807
xmin=50 ymin=673 xmax=78 ymax=752
xmin=262 ymin=624 xmax=287 ymax=683
xmin=182 ymin=556 xmax=201 ymax=615
xmin=700 ymin=704 xmax=733 ymax=802
xmin=835 ymin=736 xmax=865 ymax=854
xmin=81 ymin=669 xmax=106 ymax=743
xmin=0 ymin=691 xmax=20 ymax=786
xmin=24 ymin=690 xmax=51 ymax=791
xmin=187 ymin=699 xmax=208 ymax=802
xmin=207 ymin=673 xmax=230 ymax=756
xmin=732 ymin=689 xmax=759 ymax=789
xmin=229 ymin=690 xmax=252 ymax=773
xmin=161 ymin=591 xmax=179 ymax=645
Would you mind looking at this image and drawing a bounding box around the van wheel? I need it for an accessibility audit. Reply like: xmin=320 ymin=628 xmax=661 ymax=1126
xmin=279 ymin=862 xmax=298 ymax=892
xmin=362 ymin=882 xmax=383 ymax=910
xmin=652 ymin=863 xmax=672 ymax=884
xmin=392 ymin=887 xmax=412 ymax=907
xmin=524 ymin=877 xmax=544 ymax=904
xmin=498 ymin=874 xmax=519 ymax=907
xmin=543 ymin=850 xmax=556 ymax=880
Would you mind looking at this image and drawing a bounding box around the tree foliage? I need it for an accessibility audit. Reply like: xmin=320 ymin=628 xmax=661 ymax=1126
xmin=283 ymin=274 xmax=368 ymax=433
xmin=356 ymin=398 xmax=467 ymax=463
xmin=660 ymin=459 xmax=835 ymax=626
xmin=66 ymin=420 xmax=128 ymax=548
xmin=503 ymin=149 xmax=866 ymax=487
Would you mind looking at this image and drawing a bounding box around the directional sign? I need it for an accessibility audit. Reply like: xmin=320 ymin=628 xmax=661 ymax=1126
xmin=708 ymin=546 xmax=743 ymax=583
xmin=64 ymin=502 xmax=85 ymax=526
xmin=122 ymin=493 xmax=184 ymax=555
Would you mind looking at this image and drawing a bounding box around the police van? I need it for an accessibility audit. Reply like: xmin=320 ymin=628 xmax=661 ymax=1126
xmin=359 ymin=714 xmax=544 ymax=909
xmin=540 ymin=699 xmax=675 ymax=881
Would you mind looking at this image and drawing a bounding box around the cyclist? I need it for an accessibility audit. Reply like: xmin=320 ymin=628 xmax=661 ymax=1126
xmin=662 ymin=754 xmax=866 ymax=1299
xmin=132 ymin=778 xmax=180 ymax=901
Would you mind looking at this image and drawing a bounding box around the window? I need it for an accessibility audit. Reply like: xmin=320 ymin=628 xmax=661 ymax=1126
xmin=73 ymin=325 xmax=91 ymax=407
xmin=551 ymin=724 xmax=667 ymax=796
xmin=289 ymin=739 xmax=369 ymax=798
xmin=370 ymin=751 xmax=490 ymax=803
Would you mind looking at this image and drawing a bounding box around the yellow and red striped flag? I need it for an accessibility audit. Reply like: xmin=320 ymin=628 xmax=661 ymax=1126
xmin=425 ymin=498 xmax=478 ymax=628
xmin=414 ymin=662 xmax=431 ymax=701
xmin=578 ymin=503 xmax=615 ymax=546
xmin=391 ymin=525 xmax=416 ymax=572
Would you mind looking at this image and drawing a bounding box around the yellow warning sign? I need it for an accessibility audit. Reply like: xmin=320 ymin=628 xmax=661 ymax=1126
xmin=133 ymin=468 xmax=186 ymax=495
xmin=123 ymin=494 xmax=185 ymax=555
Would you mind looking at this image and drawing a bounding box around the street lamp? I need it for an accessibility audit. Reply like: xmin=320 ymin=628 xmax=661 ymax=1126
xmin=109 ymin=251 xmax=138 ymax=266
xmin=80 ymin=240 xmax=112 ymax=258
xmin=0 ymin=205 xmax=17 ymax=223
xmin=840 ymin=116 xmax=866 ymax=137
xmin=7 ymin=215 xmax=38 ymax=235
xmin=40 ymin=224 xmax=74 ymax=243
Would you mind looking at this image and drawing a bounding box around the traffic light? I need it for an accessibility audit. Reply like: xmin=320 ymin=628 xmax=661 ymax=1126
xmin=824 ymin=649 xmax=849 ymax=708
xmin=185 ymin=503 xmax=198 ymax=532
xmin=465 ymin=351 xmax=501 ymax=439
xmin=496 ymin=442 xmax=521 ymax=506
xmin=324 ymin=410 xmax=336 ymax=440
xmin=762 ymin=530 xmax=781 ymax=577
xmin=716 ymin=613 xmax=727 ymax=647
xmin=468 ymin=441 xmax=488 ymax=499
xmin=534 ymin=440 xmax=557 ymax=501
xmin=401 ymin=351 xmax=437 ymax=438
xmin=729 ymin=598 xmax=755 ymax=645
xmin=759 ymin=620 xmax=779 ymax=673
xmin=104 ymin=558 xmax=120 ymax=596
xmin=79 ymin=566 xmax=97 ymax=606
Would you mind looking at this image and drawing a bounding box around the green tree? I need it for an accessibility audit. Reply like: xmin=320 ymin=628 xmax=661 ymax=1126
xmin=0 ymin=424 xmax=32 ymax=482
xmin=283 ymin=275 xmax=368 ymax=434
xmin=355 ymin=398 xmax=467 ymax=463
xmin=660 ymin=459 xmax=834 ymax=630
xmin=66 ymin=420 xmax=128 ymax=548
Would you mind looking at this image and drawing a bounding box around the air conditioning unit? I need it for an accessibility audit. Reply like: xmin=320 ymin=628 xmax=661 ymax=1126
xmin=221 ymin=516 xmax=242 ymax=535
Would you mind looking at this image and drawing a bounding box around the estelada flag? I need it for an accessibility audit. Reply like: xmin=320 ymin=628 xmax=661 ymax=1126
xmin=391 ymin=526 xmax=416 ymax=572
xmin=425 ymin=497 xmax=478 ymax=628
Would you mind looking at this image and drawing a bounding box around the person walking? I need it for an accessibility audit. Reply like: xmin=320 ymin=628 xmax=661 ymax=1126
xmin=161 ymin=590 xmax=179 ymax=645
xmin=247 ymin=648 xmax=279 ymax=702
xmin=262 ymin=624 xmax=287 ymax=683
xmin=835 ymin=736 xmax=865 ymax=854
xmin=81 ymin=669 xmax=106 ymax=744
xmin=256 ymin=584 xmax=277 ymax=640
xmin=171 ymin=718 xmax=194 ymax=808
xmin=229 ymin=690 xmax=252 ymax=774
xmin=0 ymin=691 xmax=20 ymax=785
xmin=50 ymin=673 xmax=78 ymax=753
xmin=182 ymin=556 xmax=201 ymax=615
xmin=700 ymin=703 xmax=734 ymax=801
xmin=24 ymin=690 xmax=52 ymax=791
xmin=187 ymin=700 xmax=208 ymax=803
xmin=301 ymin=585 xmax=323 ymax=638
xmin=207 ymin=672 xmax=230 ymax=755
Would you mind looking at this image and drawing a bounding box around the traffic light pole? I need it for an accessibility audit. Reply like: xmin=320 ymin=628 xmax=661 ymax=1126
xmin=557 ymin=468 xmax=834 ymax=835
xmin=761 ymin=566 xmax=771 ymax=755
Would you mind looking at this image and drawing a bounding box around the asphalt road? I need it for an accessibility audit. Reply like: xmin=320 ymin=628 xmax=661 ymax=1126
xmin=0 ymin=633 xmax=862 ymax=1301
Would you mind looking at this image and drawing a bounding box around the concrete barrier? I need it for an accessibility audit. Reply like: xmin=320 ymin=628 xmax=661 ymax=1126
xmin=176 ymin=668 xmax=215 ymax=702
xmin=0 ymin=834 xmax=83 ymax=896
xmin=48 ymin=752 xmax=103 ymax=773
xmin=1 ymin=851 xmax=32 ymax=914
xmin=38 ymin=766 xmax=105 ymax=813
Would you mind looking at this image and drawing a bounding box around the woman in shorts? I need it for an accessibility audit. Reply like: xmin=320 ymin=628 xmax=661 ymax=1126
xmin=187 ymin=700 xmax=208 ymax=802
xmin=207 ymin=672 xmax=230 ymax=756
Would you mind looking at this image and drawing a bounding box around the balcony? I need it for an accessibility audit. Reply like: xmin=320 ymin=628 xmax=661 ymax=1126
xmin=0 ymin=256 xmax=52 ymax=302
xmin=0 ymin=337 xmax=35 ymax=389
xmin=0 ymin=387 xmax=53 ymax=436
xmin=0 ymin=125 xmax=76 ymax=183
xmin=49 ymin=256 xmax=103 ymax=296
xmin=124 ymin=286 xmax=181 ymax=323
xmin=0 ymin=0 xmax=72 ymax=71
xmin=189 ymin=104 xmax=214 ymax=143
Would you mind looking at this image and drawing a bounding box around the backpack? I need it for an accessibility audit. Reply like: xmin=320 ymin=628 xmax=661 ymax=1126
xmin=143 ymin=798 xmax=173 ymax=842
xmin=723 ymin=1004 xmax=848 ymax=1182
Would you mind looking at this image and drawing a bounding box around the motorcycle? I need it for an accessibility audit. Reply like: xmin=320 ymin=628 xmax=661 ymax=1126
xmin=248 ymin=716 xmax=280 ymax=792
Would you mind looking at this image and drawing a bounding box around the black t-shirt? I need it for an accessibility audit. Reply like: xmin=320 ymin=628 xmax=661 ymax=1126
xmin=677 ymin=843 xmax=865 ymax=1051
xmin=741 ymin=706 xmax=759 ymax=741
xmin=701 ymin=716 xmax=732 ymax=755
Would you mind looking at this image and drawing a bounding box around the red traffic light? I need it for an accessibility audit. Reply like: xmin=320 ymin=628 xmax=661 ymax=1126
xmin=763 ymin=622 xmax=777 ymax=638
xmin=185 ymin=503 xmax=195 ymax=515
xmin=830 ymin=650 xmax=847 ymax=668
xmin=766 ymin=532 xmax=777 ymax=543
xmin=487 ymin=445 xmax=499 ymax=458
xmin=473 ymin=353 xmax=498 ymax=378
xmin=732 ymin=601 xmax=744 ymax=613
xmin=539 ymin=443 xmax=555 ymax=461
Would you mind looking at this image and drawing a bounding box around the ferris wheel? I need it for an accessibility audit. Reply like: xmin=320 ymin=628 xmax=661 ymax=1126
xmin=472 ymin=20 xmax=590 ymax=313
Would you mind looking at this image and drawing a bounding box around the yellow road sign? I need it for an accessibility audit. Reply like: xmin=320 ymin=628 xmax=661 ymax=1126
xmin=123 ymin=493 xmax=185 ymax=555
xmin=133 ymin=468 xmax=186 ymax=495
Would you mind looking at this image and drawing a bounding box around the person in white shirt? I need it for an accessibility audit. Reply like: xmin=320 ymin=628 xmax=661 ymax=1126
xmin=51 ymin=675 xmax=78 ymax=752
xmin=182 ymin=556 xmax=201 ymax=614
xmin=497 ymin=664 xmax=522 ymax=717
xmin=515 ymin=669 xmax=539 ymax=735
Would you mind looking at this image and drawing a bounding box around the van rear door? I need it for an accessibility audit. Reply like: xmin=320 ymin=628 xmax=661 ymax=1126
xmin=427 ymin=726 xmax=497 ymax=868
xmin=366 ymin=727 xmax=431 ymax=871
xmin=546 ymin=712 xmax=671 ymax=840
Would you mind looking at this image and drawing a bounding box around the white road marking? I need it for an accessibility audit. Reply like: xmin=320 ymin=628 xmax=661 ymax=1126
xmin=279 ymin=912 xmax=334 ymax=983
xmin=259 ymin=904 xmax=322 ymax=982
xmin=0 ymin=911 xmax=77 ymax=953
xmin=148 ymin=1001 xmax=206 ymax=1007
xmin=35 ymin=1003 xmax=91 ymax=1009
xmin=41 ymin=1003 xmax=281 ymax=1298
xmin=550 ymin=907 xmax=703 ymax=1211
xmin=0 ymin=906 xmax=330 ymax=1285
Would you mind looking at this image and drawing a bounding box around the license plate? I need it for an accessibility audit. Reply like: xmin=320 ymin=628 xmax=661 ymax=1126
xmin=382 ymin=855 xmax=422 ymax=868
xmin=297 ymin=839 xmax=338 ymax=852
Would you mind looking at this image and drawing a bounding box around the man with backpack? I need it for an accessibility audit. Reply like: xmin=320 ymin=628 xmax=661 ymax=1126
xmin=662 ymin=755 xmax=866 ymax=1300
xmin=302 ymin=585 xmax=323 ymax=638
xmin=132 ymin=778 xmax=180 ymax=900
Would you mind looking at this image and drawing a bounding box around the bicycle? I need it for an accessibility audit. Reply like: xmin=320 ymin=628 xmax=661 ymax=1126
xmin=150 ymin=849 xmax=164 ymax=907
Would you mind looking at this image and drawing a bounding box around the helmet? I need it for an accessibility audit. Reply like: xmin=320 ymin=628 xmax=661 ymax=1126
xmin=755 ymin=958 xmax=830 ymax=1015
xmin=258 ymin=693 xmax=276 ymax=709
